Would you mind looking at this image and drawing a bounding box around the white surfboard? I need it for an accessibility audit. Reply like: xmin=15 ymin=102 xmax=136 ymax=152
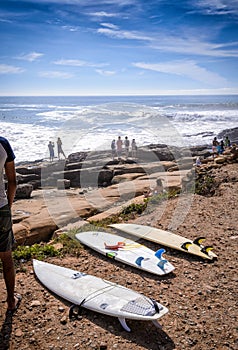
xmin=109 ymin=224 xmax=217 ymax=260
xmin=75 ymin=231 xmax=175 ymax=276
xmin=33 ymin=259 xmax=168 ymax=332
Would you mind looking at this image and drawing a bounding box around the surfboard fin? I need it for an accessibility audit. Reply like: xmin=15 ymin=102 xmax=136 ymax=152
xmin=135 ymin=256 xmax=144 ymax=267
xmin=201 ymin=246 xmax=213 ymax=255
xmin=193 ymin=237 xmax=206 ymax=246
xmin=155 ymin=248 xmax=165 ymax=260
xmin=157 ymin=259 xmax=168 ymax=270
xmin=118 ymin=317 xmax=131 ymax=332
xmin=181 ymin=242 xmax=192 ymax=251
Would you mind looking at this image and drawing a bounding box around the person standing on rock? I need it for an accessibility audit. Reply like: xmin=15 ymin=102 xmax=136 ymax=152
xmin=116 ymin=136 xmax=123 ymax=159
xmin=225 ymin=136 xmax=231 ymax=148
xmin=57 ymin=137 xmax=66 ymax=160
xmin=0 ymin=136 xmax=22 ymax=314
xmin=131 ymin=138 xmax=137 ymax=158
xmin=212 ymin=137 xmax=219 ymax=158
xmin=48 ymin=141 xmax=54 ymax=162
xmin=124 ymin=136 xmax=130 ymax=159
xmin=111 ymin=139 xmax=116 ymax=160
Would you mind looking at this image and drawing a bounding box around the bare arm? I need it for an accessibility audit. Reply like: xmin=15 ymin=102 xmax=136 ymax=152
xmin=4 ymin=160 xmax=17 ymax=207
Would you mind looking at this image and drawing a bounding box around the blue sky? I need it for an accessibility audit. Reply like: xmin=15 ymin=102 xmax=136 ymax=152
xmin=0 ymin=0 xmax=238 ymax=96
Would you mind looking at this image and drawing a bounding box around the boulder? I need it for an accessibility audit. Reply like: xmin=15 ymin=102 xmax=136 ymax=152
xmin=112 ymin=173 xmax=145 ymax=184
xmin=87 ymin=195 xmax=145 ymax=223
xmin=15 ymin=166 xmax=42 ymax=176
xmin=13 ymin=222 xmax=29 ymax=245
xmin=19 ymin=210 xmax=58 ymax=245
xmin=67 ymin=151 xmax=88 ymax=163
xmin=57 ymin=179 xmax=71 ymax=190
xmin=15 ymin=184 xmax=33 ymax=199
xmin=215 ymin=156 xmax=227 ymax=164
xmin=16 ymin=173 xmax=40 ymax=184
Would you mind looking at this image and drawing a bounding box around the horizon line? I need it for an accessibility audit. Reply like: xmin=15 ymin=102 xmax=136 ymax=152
xmin=0 ymin=92 xmax=238 ymax=97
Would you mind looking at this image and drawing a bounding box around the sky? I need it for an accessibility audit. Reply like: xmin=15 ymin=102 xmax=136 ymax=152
xmin=0 ymin=0 xmax=238 ymax=96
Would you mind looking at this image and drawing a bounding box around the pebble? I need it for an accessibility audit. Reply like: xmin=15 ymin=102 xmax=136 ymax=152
xmin=60 ymin=315 xmax=68 ymax=325
xmin=15 ymin=329 xmax=23 ymax=337
xmin=30 ymin=300 xmax=41 ymax=307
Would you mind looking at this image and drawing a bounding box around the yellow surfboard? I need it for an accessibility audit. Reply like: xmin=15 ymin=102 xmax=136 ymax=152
xmin=109 ymin=224 xmax=217 ymax=260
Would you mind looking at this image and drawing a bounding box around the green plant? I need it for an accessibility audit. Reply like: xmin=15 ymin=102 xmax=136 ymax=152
xmin=121 ymin=202 xmax=148 ymax=215
xmin=54 ymin=232 xmax=83 ymax=256
xmin=12 ymin=231 xmax=84 ymax=262
xmin=13 ymin=243 xmax=60 ymax=261
xmin=195 ymin=175 xmax=215 ymax=196
xmin=147 ymin=192 xmax=168 ymax=204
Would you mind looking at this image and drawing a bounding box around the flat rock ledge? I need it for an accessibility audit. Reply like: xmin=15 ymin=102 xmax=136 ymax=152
xmin=11 ymin=143 xmax=238 ymax=244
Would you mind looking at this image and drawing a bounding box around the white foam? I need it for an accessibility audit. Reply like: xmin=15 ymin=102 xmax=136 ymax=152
xmin=1 ymin=97 xmax=237 ymax=163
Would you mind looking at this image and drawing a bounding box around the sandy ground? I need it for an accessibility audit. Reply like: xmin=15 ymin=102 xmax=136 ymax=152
xmin=0 ymin=162 xmax=237 ymax=350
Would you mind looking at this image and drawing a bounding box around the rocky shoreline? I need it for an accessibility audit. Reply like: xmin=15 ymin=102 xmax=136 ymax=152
xmin=10 ymin=142 xmax=238 ymax=245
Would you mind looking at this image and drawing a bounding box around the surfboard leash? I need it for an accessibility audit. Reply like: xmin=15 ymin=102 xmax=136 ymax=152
xmin=69 ymin=299 xmax=86 ymax=320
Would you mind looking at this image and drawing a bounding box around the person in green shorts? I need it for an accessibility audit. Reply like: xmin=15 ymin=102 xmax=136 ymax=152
xmin=0 ymin=136 xmax=21 ymax=313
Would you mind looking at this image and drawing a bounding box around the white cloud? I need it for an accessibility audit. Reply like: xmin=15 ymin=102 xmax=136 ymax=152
xmin=95 ymin=69 xmax=116 ymax=76
xmin=54 ymin=59 xmax=108 ymax=68
xmin=150 ymin=35 xmax=238 ymax=58
xmin=39 ymin=71 xmax=73 ymax=79
xmin=97 ymin=27 xmax=152 ymax=41
xmin=100 ymin=22 xmax=119 ymax=29
xmin=54 ymin=59 xmax=88 ymax=66
xmin=21 ymin=0 xmax=136 ymax=5
xmin=98 ymin=25 xmax=238 ymax=57
xmin=193 ymin=0 xmax=238 ymax=15
xmin=89 ymin=11 xmax=118 ymax=18
xmin=0 ymin=64 xmax=25 ymax=74
xmin=61 ymin=25 xmax=79 ymax=32
xmin=133 ymin=60 xmax=228 ymax=86
xmin=16 ymin=52 xmax=44 ymax=62
xmin=0 ymin=18 xmax=12 ymax=23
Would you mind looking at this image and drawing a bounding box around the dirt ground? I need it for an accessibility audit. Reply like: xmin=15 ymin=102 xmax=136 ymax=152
xmin=0 ymin=163 xmax=237 ymax=350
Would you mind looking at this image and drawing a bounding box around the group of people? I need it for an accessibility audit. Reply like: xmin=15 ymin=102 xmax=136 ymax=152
xmin=48 ymin=137 xmax=66 ymax=161
xmin=111 ymin=136 xmax=137 ymax=160
xmin=212 ymin=135 xmax=231 ymax=155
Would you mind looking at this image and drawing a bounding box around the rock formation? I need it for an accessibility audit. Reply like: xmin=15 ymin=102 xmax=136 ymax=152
xmin=9 ymin=143 xmax=238 ymax=244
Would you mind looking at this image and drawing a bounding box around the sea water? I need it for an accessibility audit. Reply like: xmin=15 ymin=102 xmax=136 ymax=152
xmin=0 ymin=95 xmax=237 ymax=163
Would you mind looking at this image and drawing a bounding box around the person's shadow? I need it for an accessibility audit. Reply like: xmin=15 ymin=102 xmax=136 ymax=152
xmin=0 ymin=311 xmax=13 ymax=350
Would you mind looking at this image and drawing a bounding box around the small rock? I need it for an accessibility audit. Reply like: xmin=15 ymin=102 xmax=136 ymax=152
xmin=15 ymin=329 xmax=23 ymax=337
xmin=60 ymin=315 xmax=68 ymax=325
xmin=30 ymin=300 xmax=41 ymax=307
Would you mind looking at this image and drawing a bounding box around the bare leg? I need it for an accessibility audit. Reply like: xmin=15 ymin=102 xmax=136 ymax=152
xmin=0 ymin=251 xmax=16 ymax=310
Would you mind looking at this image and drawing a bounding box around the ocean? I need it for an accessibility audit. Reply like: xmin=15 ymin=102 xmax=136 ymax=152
xmin=0 ymin=95 xmax=237 ymax=164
